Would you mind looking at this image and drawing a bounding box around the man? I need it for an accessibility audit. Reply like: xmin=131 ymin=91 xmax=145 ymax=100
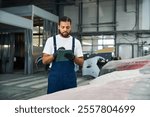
xmin=42 ymin=16 xmax=84 ymax=94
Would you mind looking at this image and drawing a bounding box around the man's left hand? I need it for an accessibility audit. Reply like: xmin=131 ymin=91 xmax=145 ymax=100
xmin=64 ymin=53 xmax=75 ymax=61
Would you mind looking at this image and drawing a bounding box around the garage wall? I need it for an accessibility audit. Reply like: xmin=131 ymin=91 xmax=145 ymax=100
xmin=1 ymin=0 xmax=150 ymax=59
xmin=64 ymin=0 xmax=138 ymax=32
xmin=141 ymin=0 xmax=150 ymax=30
xmin=64 ymin=0 xmax=115 ymax=33
xmin=63 ymin=0 xmax=150 ymax=59
xmin=64 ymin=5 xmax=79 ymax=32
xmin=117 ymin=0 xmax=136 ymax=30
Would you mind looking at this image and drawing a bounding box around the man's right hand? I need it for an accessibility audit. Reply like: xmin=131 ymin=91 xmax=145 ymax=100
xmin=53 ymin=47 xmax=65 ymax=61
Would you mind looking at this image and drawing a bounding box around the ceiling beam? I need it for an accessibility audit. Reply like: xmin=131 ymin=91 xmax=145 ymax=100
xmin=0 ymin=10 xmax=32 ymax=29
xmin=1 ymin=5 xmax=58 ymax=23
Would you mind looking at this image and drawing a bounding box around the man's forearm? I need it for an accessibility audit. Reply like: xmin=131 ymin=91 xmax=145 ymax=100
xmin=42 ymin=54 xmax=54 ymax=64
xmin=74 ymin=57 xmax=84 ymax=66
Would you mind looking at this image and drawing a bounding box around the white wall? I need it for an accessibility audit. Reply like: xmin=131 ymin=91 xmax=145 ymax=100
xmin=82 ymin=2 xmax=97 ymax=32
xmin=64 ymin=0 xmax=114 ymax=32
xmin=63 ymin=0 xmax=150 ymax=59
xmin=98 ymin=0 xmax=114 ymax=31
xmin=117 ymin=0 xmax=136 ymax=30
xmin=64 ymin=5 xmax=79 ymax=32
xmin=141 ymin=0 xmax=150 ymax=29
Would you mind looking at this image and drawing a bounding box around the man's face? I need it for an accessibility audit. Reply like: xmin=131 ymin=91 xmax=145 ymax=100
xmin=58 ymin=21 xmax=71 ymax=38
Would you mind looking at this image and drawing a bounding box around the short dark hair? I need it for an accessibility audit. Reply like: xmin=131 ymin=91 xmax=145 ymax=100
xmin=58 ymin=16 xmax=72 ymax=25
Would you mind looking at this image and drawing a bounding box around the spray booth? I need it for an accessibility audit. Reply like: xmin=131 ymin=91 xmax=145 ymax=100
xmin=0 ymin=5 xmax=58 ymax=74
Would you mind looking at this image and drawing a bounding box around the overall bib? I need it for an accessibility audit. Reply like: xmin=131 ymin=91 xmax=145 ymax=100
xmin=47 ymin=36 xmax=77 ymax=94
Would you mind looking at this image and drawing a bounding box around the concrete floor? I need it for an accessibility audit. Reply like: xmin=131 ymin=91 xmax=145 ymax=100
xmin=0 ymin=71 xmax=92 ymax=100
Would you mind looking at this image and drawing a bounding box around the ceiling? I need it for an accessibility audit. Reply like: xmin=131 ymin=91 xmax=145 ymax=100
xmin=0 ymin=0 xmax=78 ymax=16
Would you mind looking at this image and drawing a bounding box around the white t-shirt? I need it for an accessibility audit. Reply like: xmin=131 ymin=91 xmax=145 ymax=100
xmin=43 ymin=34 xmax=83 ymax=58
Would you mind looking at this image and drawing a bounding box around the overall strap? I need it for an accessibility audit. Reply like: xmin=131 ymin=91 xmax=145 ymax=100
xmin=53 ymin=35 xmax=57 ymax=52
xmin=53 ymin=35 xmax=75 ymax=53
xmin=72 ymin=37 xmax=75 ymax=53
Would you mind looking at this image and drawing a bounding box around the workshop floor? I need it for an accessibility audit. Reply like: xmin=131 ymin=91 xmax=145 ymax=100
xmin=0 ymin=70 xmax=92 ymax=100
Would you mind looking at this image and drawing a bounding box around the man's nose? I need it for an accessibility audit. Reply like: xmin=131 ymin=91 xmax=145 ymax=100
xmin=63 ymin=27 xmax=67 ymax=31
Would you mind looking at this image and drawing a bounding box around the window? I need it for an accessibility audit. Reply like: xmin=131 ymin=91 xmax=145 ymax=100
xmin=82 ymin=35 xmax=114 ymax=54
xmin=33 ymin=26 xmax=43 ymax=47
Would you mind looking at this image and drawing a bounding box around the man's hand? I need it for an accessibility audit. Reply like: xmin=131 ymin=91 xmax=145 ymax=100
xmin=53 ymin=47 xmax=65 ymax=60
xmin=53 ymin=52 xmax=57 ymax=60
xmin=64 ymin=53 xmax=75 ymax=61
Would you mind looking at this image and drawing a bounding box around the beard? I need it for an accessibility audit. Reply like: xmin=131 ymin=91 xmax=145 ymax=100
xmin=59 ymin=31 xmax=71 ymax=38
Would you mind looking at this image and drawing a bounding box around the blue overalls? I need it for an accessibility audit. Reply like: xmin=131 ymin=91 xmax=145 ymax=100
xmin=47 ymin=36 xmax=77 ymax=94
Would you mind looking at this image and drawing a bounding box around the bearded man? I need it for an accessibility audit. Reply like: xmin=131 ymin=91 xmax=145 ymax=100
xmin=42 ymin=16 xmax=84 ymax=94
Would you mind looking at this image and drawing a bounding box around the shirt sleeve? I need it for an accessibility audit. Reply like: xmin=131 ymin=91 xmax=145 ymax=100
xmin=42 ymin=37 xmax=54 ymax=55
xmin=74 ymin=39 xmax=83 ymax=57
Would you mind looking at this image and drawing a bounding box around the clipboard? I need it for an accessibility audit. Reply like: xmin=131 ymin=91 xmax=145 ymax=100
xmin=56 ymin=50 xmax=73 ymax=61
